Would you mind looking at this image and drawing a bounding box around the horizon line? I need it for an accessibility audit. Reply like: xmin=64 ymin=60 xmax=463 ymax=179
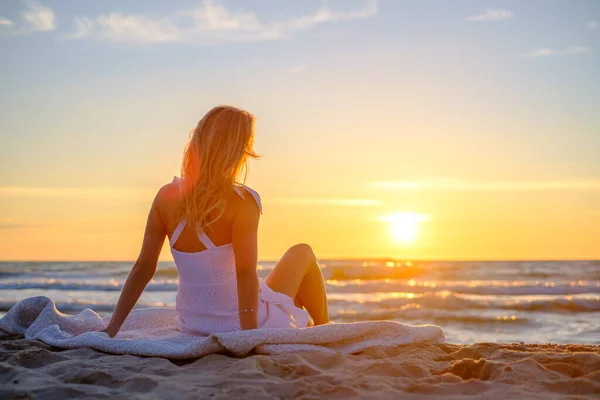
xmin=1 ymin=257 xmax=598 ymax=263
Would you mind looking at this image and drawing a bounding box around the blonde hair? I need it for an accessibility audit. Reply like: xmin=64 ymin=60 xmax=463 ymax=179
xmin=180 ymin=105 xmax=258 ymax=232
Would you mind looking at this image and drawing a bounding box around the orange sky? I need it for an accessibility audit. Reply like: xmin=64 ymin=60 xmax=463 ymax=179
xmin=1 ymin=170 xmax=599 ymax=261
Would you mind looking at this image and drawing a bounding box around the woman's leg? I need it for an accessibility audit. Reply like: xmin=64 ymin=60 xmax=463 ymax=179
xmin=265 ymin=244 xmax=329 ymax=325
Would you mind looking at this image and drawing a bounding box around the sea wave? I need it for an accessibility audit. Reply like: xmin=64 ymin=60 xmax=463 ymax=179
xmin=327 ymin=280 xmax=600 ymax=296
xmin=0 ymin=299 xmax=172 ymax=313
xmin=328 ymin=293 xmax=600 ymax=313
xmin=0 ymin=280 xmax=178 ymax=292
xmin=2 ymin=292 xmax=597 ymax=315
xmin=152 ymin=265 xmax=427 ymax=280
xmin=2 ymin=277 xmax=600 ymax=298
xmin=2 ymin=260 xmax=600 ymax=282
xmin=330 ymin=308 xmax=532 ymax=325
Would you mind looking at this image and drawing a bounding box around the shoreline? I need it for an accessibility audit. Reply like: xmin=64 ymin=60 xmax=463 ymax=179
xmin=2 ymin=338 xmax=598 ymax=399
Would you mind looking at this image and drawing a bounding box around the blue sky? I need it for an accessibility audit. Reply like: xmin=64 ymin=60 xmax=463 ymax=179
xmin=0 ymin=0 xmax=599 ymax=260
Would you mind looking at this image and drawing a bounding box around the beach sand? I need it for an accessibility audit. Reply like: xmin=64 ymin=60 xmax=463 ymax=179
xmin=1 ymin=338 xmax=598 ymax=399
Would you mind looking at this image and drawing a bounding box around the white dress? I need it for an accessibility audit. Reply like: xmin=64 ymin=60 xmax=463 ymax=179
xmin=169 ymin=177 xmax=309 ymax=335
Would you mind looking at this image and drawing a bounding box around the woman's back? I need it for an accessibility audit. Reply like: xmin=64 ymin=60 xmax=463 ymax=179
xmin=157 ymin=178 xmax=252 ymax=254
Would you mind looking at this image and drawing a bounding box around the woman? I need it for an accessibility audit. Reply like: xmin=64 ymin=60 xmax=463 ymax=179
xmin=101 ymin=106 xmax=329 ymax=337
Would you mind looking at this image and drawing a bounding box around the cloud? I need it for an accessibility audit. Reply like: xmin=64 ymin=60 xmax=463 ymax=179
xmin=0 ymin=187 xmax=383 ymax=207
xmin=466 ymin=9 xmax=513 ymax=22
xmin=21 ymin=1 xmax=56 ymax=32
xmin=188 ymin=0 xmax=263 ymax=32
xmin=373 ymin=179 xmax=600 ymax=192
xmin=566 ymin=45 xmax=592 ymax=54
xmin=1 ymin=1 xmax=56 ymax=34
xmin=523 ymin=45 xmax=591 ymax=58
xmin=274 ymin=0 xmax=378 ymax=32
xmin=0 ymin=219 xmax=40 ymax=230
xmin=524 ymin=48 xmax=556 ymax=57
xmin=589 ymin=21 xmax=599 ymax=29
xmin=0 ymin=186 xmax=154 ymax=200
xmin=64 ymin=0 xmax=378 ymax=44
xmin=67 ymin=14 xmax=182 ymax=43
xmin=269 ymin=197 xmax=383 ymax=207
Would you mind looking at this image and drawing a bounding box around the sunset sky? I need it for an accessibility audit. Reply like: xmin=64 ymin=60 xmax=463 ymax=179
xmin=1 ymin=0 xmax=599 ymax=261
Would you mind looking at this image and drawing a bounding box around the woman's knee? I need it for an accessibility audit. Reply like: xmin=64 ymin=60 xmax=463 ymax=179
xmin=287 ymin=243 xmax=316 ymax=262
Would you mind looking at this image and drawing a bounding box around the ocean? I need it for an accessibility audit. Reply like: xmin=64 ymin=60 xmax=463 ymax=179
xmin=1 ymin=260 xmax=599 ymax=344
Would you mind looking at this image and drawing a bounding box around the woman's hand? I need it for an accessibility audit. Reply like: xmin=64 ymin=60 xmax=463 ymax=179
xmin=100 ymin=325 xmax=119 ymax=338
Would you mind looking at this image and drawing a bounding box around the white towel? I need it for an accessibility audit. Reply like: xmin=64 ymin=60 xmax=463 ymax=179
xmin=0 ymin=296 xmax=445 ymax=359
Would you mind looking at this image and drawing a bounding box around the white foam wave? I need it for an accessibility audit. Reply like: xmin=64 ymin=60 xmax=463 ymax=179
xmin=327 ymin=281 xmax=600 ymax=296
xmin=329 ymin=293 xmax=600 ymax=313
xmin=0 ymin=280 xmax=177 ymax=292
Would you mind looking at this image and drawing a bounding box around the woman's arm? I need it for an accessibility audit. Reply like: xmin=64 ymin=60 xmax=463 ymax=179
xmin=101 ymin=191 xmax=167 ymax=337
xmin=231 ymin=195 xmax=261 ymax=330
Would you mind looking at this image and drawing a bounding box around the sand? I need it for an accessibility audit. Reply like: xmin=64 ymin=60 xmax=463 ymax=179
xmin=1 ymin=337 xmax=599 ymax=399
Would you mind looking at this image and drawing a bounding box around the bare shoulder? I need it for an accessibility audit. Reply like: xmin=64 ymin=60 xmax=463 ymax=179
xmin=154 ymin=182 xmax=181 ymax=209
xmin=231 ymin=186 xmax=261 ymax=217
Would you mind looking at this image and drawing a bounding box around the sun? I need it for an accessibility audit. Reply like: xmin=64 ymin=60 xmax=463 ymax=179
xmin=391 ymin=219 xmax=418 ymax=244
xmin=381 ymin=213 xmax=429 ymax=245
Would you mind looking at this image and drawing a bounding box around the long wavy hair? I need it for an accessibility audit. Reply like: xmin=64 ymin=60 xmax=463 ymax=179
xmin=179 ymin=105 xmax=257 ymax=232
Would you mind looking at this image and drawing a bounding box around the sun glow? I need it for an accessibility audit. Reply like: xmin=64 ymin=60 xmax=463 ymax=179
xmin=381 ymin=213 xmax=429 ymax=245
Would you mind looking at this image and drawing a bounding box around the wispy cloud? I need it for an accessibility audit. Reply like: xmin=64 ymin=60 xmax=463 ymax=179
xmin=373 ymin=179 xmax=600 ymax=192
xmin=21 ymin=0 xmax=55 ymax=32
xmin=1 ymin=1 xmax=56 ymax=34
xmin=524 ymin=48 xmax=556 ymax=58
xmin=270 ymin=197 xmax=383 ymax=207
xmin=67 ymin=14 xmax=181 ymax=43
xmin=466 ymin=9 xmax=513 ymax=22
xmin=589 ymin=21 xmax=599 ymax=29
xmin=64 ymin=0 xmax=378 ymax=44
xmin=0 ymin=219 xmax=40 ymax=230
xmin=523 ymin=45 xmax=591 ymax=58
xmin=0 ymin=186 xmax=153 ymax=200
xmin=565 ymin=45 xmax=590 ymax=54
xmin=0 ymin=187 xmax=383 ymax=207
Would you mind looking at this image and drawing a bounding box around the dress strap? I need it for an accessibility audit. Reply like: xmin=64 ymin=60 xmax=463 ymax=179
xmin=172 ymin=176 xmax=182 ymax=187
xmin=169 ymin=177 xmax=187 ymax=248
xmin=170 ymin=220 xmax=186 ymax=247
xmin=171 ymin=178 xmax=256 ymax=249
xmin=196 ymin=224 xmax=216 ymax=248
xmin=234 ymin=185 xmax=263 ymax=214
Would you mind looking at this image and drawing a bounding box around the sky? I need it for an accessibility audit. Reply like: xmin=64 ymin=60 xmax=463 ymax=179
xmin=0 ymin=0 xmax=599 ymax=261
